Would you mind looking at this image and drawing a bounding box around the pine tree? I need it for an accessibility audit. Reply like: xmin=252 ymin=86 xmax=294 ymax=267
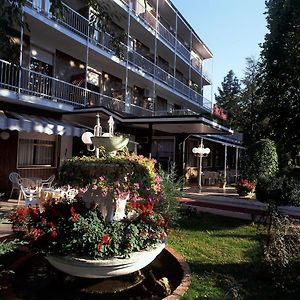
xmin=260 ymin=0 xmax=300 ymax=167
xmin=215 ymin=70 xmax=242 ymax=130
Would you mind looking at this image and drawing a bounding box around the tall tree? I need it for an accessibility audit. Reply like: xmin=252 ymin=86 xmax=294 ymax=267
xmin=259 ymin=0 xmax=300 ymax=167
xmin=240 ymin=56 xmax=264 ymax=145
xmin=215 ymin=70 xmax=242 ymax=130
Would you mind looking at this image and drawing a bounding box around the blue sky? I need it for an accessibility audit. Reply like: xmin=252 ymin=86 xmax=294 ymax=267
xmin=171 ymin=0 xmax=267 ymax=100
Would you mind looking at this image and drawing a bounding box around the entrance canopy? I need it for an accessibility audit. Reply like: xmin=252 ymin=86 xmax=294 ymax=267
xmin=0 ymin=111 xmax=87 ymax=137
xmin=63 ymin=107 xmax=234 ymax=136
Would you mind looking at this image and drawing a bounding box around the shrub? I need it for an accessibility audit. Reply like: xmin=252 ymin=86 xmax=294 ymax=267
xmin=256 ymin=175 xmax=300 ymax=206
xmin=244 ymin=139 xmax=279 ymax=180
xmin=154 ymin=164 xmax=184 ymax=228
xmin=258 ymin=209 xmax=300 ymax=289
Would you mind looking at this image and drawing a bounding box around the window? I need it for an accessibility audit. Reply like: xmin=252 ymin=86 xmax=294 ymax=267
xmin=18 ymin=138 xmax=56 ymax=167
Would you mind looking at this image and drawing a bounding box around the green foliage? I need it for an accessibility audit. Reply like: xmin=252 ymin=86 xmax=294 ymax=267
xmin=154 ymin=164 xmax=184 ymax=228
xmin=259 ymin=0 xmax=300 ymax=167
xmin=215 ymin=70 xmax=242 ymax=130
xmin=258 ymin=208 xmax=300 ymax=290
xmin=239 ymin=56 xmax=264 ymax=146
xmin=244 ymin=138 xmax=279 ymax=180
xmin=256 ymin=175 xmax=300 ymax=206
xmin=59 ymin=153 xmax=160 ymax=200
xmin=0 ymin=218 xmax=26 ymax=298
xmin=10 ymin=200 xmax=166 ymax=259
xmin=0 ymin=0 xmax=26 ymax=62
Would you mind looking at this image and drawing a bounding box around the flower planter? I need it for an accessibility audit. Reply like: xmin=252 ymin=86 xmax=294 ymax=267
xmin=45 ymin=243 xmax=165 ymax=278
xmin=238 ymin=191 xmax=255 ymax=199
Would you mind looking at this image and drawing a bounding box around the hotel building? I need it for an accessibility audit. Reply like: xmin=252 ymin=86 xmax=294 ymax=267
xmin=0 ymin=0 xmax=243 ymax=191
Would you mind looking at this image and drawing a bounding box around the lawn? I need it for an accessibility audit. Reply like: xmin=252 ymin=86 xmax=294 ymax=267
xmin=168 ymin=211 xmax=300 ymax=300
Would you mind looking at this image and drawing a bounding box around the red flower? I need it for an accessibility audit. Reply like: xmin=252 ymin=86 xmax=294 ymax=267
xmin=51 ymin=231 xmax=58 ymax=238
xmin=97 ymin=243 xmax=103 ymax=252
xmin=70 ymin=206 xmax=78 ymax=221
xmin=31 ymin=228 xmax=44 ymax=240
xmin=97 ymin=234 xmax=110 ymax=252
xmin=101 ymin=234 xmax=110 ymax=244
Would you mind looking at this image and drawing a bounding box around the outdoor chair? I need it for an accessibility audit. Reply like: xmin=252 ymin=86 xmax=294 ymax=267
xmin=41 ymin=174 xmax=55 ymax=189
xmin=19 ymin=185 xmax=39 ymax=207
xmin=8 ymin=172 xmax=21 ymax=199
xmin=17 ymin=178 xmax=39 ymax=207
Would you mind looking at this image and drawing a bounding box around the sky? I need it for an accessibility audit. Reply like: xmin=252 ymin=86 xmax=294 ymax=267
xmin=171 ymin=0 xmax=267 ymax=100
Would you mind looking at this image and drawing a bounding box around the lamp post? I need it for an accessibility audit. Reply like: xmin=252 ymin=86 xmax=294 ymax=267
xmin=192 ymin=139 xmax=210 ymax=192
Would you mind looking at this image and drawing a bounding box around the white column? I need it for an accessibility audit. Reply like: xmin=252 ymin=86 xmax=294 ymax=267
xmin=224 ymin=144 xmax=228 ymax=187
xmin=18 ymin=8 xmax=24 ymax=95
xmin=235 ymin=147 xmax=239 ymax=183
xmin=125 ymin=2 xmax=131 ymax=113
xmin=198 ymin=138 xmax=204 ymax=192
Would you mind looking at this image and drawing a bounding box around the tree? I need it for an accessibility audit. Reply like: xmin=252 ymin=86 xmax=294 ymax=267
xmin=244 ymin=138 xmax=279 ymax=181
xmin=215 ymin=70 xmax=242 ymax=130
xmin=239 ymin=56 xmax=264 ymax=145
xmin=259 ymin=0 xmax=300 ymax=168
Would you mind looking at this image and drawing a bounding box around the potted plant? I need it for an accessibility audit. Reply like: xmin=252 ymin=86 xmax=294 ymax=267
xmin=235 ymin=179 xmax=256 ymax=198
xmin=10 ymin=152 xmax=167 ymax=278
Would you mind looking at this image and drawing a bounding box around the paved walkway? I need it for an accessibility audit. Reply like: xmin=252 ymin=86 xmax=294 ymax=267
xmin=0 ymin=198 xmax=18 ymax=240
xmin=180 ymin=186 xmax=267 ymax=221
xmin=181 ymin=185 xmax=300 ymax=221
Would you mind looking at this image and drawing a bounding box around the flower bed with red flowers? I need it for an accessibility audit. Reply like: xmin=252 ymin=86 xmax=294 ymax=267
xmin=10 ymin=199 xmax=166 ymax=259
xmin=10 ymin=152 xmax=169 ymax=259
xmin=235 ymin=179 xmax=256 ymax=196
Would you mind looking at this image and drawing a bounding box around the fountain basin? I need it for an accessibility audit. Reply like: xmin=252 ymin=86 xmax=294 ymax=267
xmin=45 ymin=243 xmax=165 ymax=278
xmin=91 ymin=136 xmax=129 ymax=152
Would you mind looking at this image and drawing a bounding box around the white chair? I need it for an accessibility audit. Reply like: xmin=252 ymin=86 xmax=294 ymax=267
xmin=8 ymin=172 xmax=21 ymax=199
xmin=41 ymin=175 xmax=55 ymax=189
xmin=19 ymin=185 xmax=39 ymax=207
xmin=17 ymin=178 xmax=39 ymax=207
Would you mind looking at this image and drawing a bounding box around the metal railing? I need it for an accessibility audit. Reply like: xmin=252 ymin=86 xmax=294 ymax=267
xmin=25 ymin=0 xmax=212 ymax=111
xmin=176 ymin=40 xmax=190 ymax=61
xmin=1 ymin=58 xmax=212 ymax=115
xmin=157 ymin=20 xmax=176 ymax=48
xmin=0 ymin=60 xmax=19 ymax=91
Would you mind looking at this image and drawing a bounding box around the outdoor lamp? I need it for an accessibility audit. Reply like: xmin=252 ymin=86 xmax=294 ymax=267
xmin=192 ymin=140 xmax=210 ymax=192
xmin=81 ymin=131 xmax=95 ymax=151
xmin=81 ymin=113 xmax=103 ymax=156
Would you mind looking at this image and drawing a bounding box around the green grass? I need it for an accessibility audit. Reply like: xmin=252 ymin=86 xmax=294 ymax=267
xmin=168 ymin=211 xmax=300 ymax=300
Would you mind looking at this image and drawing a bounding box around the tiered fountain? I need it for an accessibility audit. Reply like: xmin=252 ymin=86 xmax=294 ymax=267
xmin=7 ymin=114 xmax=190 ymax=299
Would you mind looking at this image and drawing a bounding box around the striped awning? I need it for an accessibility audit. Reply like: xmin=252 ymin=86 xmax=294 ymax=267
xmin=0 ymin=111 xmax=87 ymax=137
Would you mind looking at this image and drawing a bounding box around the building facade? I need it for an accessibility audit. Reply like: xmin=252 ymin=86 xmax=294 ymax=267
xmin=0 ymin=0 xmax=242 ymax=192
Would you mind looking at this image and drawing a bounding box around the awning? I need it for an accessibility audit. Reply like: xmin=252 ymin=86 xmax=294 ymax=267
xmin=0 ymin=111 xmax=87 ymax=137
xmin=63 ymin=107 xmax=234 ymax=135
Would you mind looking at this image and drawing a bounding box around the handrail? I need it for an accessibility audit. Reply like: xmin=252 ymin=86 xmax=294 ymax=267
xmin=0 ymin=58 xmax=212 ymax=114
xmin=24 ymin=1 xmax=212 ymax=111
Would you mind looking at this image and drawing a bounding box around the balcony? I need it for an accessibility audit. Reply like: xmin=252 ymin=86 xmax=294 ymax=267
xmin=24 ymin=1 xmax=212 ymax=112
xmin=0 ymin=59 xmax=208 ymax=117
xmin=119 ymin=0 xmax=210 ymax=81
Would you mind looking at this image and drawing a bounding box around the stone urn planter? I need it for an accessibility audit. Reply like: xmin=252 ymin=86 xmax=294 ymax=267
xmin=45 ymin=243 xmax=165 ymax=278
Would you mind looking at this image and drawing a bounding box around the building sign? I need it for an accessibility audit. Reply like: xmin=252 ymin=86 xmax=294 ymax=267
xmin=213 ymin=104 xmax=228 ymax=120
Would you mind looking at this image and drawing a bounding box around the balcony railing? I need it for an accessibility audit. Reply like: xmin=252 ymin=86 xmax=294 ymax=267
xmin=1 ymin=59 xmax=212 ymax=117
xmin=25 ymin=0 xmax=212 ymax=111
xmin=123 ymin=0 xmax=210 ymax=80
